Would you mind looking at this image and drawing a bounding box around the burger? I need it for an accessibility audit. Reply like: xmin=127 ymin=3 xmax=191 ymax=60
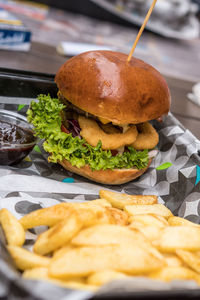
xmin=27 ymin=51 xmax=170 ymax=185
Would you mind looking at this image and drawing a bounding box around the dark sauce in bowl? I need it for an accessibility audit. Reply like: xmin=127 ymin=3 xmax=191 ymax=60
xmin=0 ymin=115 xmax=36 ymax=166
xmin=0 ymin=121 xmax=34 ymax=145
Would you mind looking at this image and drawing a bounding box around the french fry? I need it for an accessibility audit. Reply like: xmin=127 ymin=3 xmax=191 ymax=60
xmin=163 ymin=254 xmax=183 ymax=268
xmin=70 ymin=208 xmax=98 ymax=227
xmin=49 ymin=244 xmax=164 ymax=278
xmin=53 ymin=246 xmax=74 ymax=260
xmin=70 ymin=203 xmax=113 ymax=225
xmin=23 ymin=267 xmax=49 ymax=279
xmin=23 ymin=267 xmax=84 ymax=283
xmin=19 ymin=203 xmax=73 ymax=229
xmin=0 ymin=208 xmax=25 ymax=246
xmin=19 ymin=200 xmax=127 ymax=231
xmin=71 ymin=202 xmax=127 ymax=226
xmin=72 ymin=224 xmax=164 ymax=263
xmin=129 ymin=214 xmax=168 ymax=227
xmin=125 ymin=204 xmax=173 ymax=219
xmin=34 ymin=213 xmax=82 ymax=255
xmin=20 ymin=202 xmax=104 ymax=229
xmin=99 ymin=190 xmax=157 ymax=209
xmin=106 ymin=207 xmax=128 ymax=225
xmin=71 ymin=224 xmax=150 ymax=247
xmin=3 ymin=191 xmax=200 ymax=291
xmin=149 ymin=266 xmax=200 ymax=285
xmin=128 ymin=220 xmax=145 ymax=229
xmin=128 ymin=214 xmax=167 ymax=241
xmin=130 ymin=225 xmax=163 ymax=242
xmin=23 ymin=268 xmax=97 ymax=291
xmin=84 ymin=199 xmax=111 ymax=207
xmin=87 ymin=270 xmax=129 ymax=286
xmin=176 ymin=250 xmax=200 ymax=274
xmin=153 ymin=226 xmax=200 ymax=252
xmin=168 ymin=216 xmax=199 ymax=227
xmin=195 ymin=251 xmax=200 ymax=257
xmin=7 ymin=246 xmax=50 ymax=270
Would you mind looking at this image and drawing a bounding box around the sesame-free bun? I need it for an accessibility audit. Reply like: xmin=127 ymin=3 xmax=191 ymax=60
xmin=55 ymin=50 xmax=171 ymax=125
xmin=59 ymin=159 xmax=152 ymax=185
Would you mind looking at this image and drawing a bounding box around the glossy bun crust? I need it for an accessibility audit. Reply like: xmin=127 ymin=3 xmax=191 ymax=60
xmin=55 ymin=51 xmax=171 ymax=124
xmin=59 ymin=159 xmax=152 ymax=185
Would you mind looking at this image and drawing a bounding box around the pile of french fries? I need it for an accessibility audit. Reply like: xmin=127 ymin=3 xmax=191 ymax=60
xmin=1 ymin=190 xmax=200 ymax=292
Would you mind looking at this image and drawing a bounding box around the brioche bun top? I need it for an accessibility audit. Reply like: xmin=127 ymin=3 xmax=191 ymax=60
xmin=55 ymin=51 xmax=171 ymax=124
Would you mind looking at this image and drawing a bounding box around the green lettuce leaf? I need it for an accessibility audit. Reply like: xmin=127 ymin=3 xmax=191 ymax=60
xmin=156 ymin=162 xmax=172 ymax=170
xmin=27 ymin=94 xmax=149 ymax=171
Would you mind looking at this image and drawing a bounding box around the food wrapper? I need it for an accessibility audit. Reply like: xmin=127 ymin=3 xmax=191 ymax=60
xmin=1 ymin=99 xmax=200 ymax=300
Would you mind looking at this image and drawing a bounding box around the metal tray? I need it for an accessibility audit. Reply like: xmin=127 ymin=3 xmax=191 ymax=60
xmin=1 ymin=68 xmax=200 ymax=300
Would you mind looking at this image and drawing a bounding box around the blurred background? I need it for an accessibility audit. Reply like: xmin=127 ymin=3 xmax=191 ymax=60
xmin=0 ymin=0 xmax=200 ymax=79
xmin=0 ymin=0 xmax=200 ymax=137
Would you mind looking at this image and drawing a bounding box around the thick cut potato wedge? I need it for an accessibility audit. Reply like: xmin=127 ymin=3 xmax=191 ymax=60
xmin=23 ymin=267 xmax=97 ymax=291
xmin=53 ymin=246 xmax=74 ymax=260
xmin=71 ymin=224 xmax=150 ymax=247
xmin=84 ymin=199 xmax=111 ymax=207
xmin=129 ymin=214 xmax=168 ymax=227
xmin=163 ymin=254 xmax=183 ymax=267
xmin=34 ymin=213 xmax=82 ymax=255
xmin=99 ymin=190 xmax=157 ymax=209
xmin=153 ymin=226 xmax=200 ymax=252
xmin=125 ymin=204 xmax=173 ymax=219
xmin=130 ymin=225 xmax=163 ymax=242
xmin=76 ymin=204 xmax=127 ymax=226
xmin=168 ymin=216 xmax=199 ymax=227
xmin=4 ymin=194 xmax=200 ymax=290
xmin=20 ymin=203 xmax=73 ymax=229
xmin=7 ymin=246 xmax=50 ymax=270
xmin=87 ymin=270 xmax=129 ymax=286
xmin=23 ymin=267 xmax=84 ymax=283
xmin=71 ymin=203 xmax=116 ymax=225
xmin=49 ymin=244 xmax=164 ymax=278
xmin=19 ymin=200 xmax=129 ymax=231
xmin=149 ymin=266 xmax=200 ymax=284
xmin=20 ymin=202 xmax=107 ymax=229
xmin=105 ymin=207 xmax=128 ymax=225
xmin=0 ymin=208 xmax=25 ymax=246
xmin=23 ymin=267 xmax=49 ymax=279
xmin=72 ymin=224 xmax=164 ymax=262
xmin=176 ymin=250 xmax=200 ymax=274
xmin=71 ymin=203 xmax=114 ymax=226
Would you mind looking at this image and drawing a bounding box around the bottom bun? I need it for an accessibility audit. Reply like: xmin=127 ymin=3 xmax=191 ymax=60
xmin=59 ymin=159 xmax=152 ymax=185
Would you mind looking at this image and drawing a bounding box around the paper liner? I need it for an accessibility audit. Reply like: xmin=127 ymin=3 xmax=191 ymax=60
xmin=1 ymin=103 xmax=200 ymax=299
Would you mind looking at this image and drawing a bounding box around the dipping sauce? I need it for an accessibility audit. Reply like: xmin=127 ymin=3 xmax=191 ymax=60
xmin=0 ymin=120 xmax=34 ymax=145
xmin=0 ymin=120 xmax=36 ymax=165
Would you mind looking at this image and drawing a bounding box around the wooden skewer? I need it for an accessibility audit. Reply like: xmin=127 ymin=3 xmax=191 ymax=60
xmin=127 ymin=0 xmax=157 ymax=62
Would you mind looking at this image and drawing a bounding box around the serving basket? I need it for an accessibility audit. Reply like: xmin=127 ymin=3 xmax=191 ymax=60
xmin=1 ymin=68 xmax=200 ymax=300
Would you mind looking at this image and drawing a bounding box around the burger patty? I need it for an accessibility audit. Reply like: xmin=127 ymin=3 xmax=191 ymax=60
xmin=58 ymin=92 xmax=123 ymax=134
xmin=58 ymin=92 xmax=159 ymax=151
xmin=58 ymin=92 xmax=100 ymax=123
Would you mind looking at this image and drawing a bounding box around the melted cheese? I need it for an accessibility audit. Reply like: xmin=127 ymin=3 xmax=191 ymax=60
xmin=121 ymin=124 xmax=130 ymax=133
xmin=98 ymin=117 xmax=110 ymax=124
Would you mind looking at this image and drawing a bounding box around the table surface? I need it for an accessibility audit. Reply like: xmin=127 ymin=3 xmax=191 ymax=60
xmin=0 ymin=41 xmax=200 ymax=139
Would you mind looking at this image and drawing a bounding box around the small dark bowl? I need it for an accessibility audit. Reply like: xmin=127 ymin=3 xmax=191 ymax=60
xmin=0 ymin=110 xmax=37 ymax=165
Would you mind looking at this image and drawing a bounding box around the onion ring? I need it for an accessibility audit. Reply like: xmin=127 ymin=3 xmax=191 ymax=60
xmin=100 ymin=123 xmax=121 ymax=134
xmin=131 ymin=122 xmax=159 ymax=150
xmin=78 ymin=116 xmax=138 ymax=150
